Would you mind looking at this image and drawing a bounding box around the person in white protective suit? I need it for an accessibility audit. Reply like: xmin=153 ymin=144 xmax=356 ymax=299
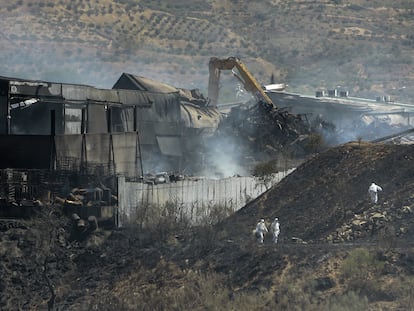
xmin=255 ymin=219 xmax=268 ymax=244
xmin=270 ymin=217 xmax=280 ymax=244
xmin=368 ymin=182 xmax=382 ymax=204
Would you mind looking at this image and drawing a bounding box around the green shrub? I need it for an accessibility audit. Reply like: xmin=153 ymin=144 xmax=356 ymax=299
xmin=305 ymin=133 xmax=325 ymax=153
xmin=252 ymin=161 xmax=278 ymax=190
xmin=341 ymin=248 xmax=385 ymax=288
xmin=342 ymin=248 xmax=389 ymax=301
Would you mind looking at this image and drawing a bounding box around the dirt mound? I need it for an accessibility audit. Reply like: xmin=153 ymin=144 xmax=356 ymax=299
xmin=217 ymin=142 xmax=414 ymax=244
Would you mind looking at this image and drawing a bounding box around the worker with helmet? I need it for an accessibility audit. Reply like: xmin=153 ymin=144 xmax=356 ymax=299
xmin=254 ymin=219 xmax=268 ymax=244
xmin=271 ymin=217 xmax=280 ymax=244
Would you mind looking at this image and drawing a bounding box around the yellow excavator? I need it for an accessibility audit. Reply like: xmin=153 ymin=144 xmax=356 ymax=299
xmin=207 ymin=56 xmax=276 ymax=110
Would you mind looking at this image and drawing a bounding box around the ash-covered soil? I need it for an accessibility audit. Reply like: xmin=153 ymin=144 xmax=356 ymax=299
xmin=219 ymin=141 xmax=414 ymax=244
xmin=2 ymin=142 xmax=414 ymax=310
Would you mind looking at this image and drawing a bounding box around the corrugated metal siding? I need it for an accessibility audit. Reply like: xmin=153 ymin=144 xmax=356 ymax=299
xmin=87 ymin=104 xmax=107 ymax=133
xmin=55 ymin=133 xmax=141 ymax=177
xmin=117 ymin=170 xmax=295 ymax=227
xmin=112 ymin=133 xmax=140 ymax=177
xmin=84 ymin=133 xmax=111 ymax=165
xmin=55 ymin=134 xmax=83 ymax=162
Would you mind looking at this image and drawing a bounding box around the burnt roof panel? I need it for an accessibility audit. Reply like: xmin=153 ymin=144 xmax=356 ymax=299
xmin=113 ymin=73 xmax=179 ymax=94
xmin=62 ymin=84 xmax=120 ymax=103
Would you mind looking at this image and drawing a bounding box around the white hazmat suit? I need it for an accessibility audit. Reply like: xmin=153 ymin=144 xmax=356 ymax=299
xmin=271 ymin=218 xmax=280 ymax=244
xmin=368 ymin=182 xmax=382 ymax=204
xmin=255 ymin=219 xmax=268 ymax=244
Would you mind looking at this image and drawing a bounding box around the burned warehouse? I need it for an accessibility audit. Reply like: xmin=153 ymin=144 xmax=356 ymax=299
xmin=0 ymin=73 xmax=222 ymax=178
xmin=0 ymin=73 xmax=223 ymax=219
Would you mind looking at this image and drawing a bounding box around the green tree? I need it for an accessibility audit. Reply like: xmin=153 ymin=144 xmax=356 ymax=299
xmin=252 ymin=161 xmax=278 ymax=190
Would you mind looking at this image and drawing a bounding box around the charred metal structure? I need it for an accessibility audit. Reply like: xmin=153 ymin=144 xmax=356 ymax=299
xmin=0 ymin=74 xmax=222 ymax=218
xmin=0 ymin=73 xmax=221 ymax=176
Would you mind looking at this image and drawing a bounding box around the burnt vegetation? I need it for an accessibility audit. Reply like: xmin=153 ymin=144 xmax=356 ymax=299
xmin=3 ymin=143 xmax=414 ymax=310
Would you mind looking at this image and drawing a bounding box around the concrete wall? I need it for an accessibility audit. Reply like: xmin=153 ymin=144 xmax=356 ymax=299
xmin=117 ymin=169 xmax=294 ymax=227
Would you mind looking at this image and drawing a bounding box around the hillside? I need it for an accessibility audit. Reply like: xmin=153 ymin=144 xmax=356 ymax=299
xmin=2 ymin=141 xmax=414 ymax=310
xmin=219 ymin=142 xmax=414 ymax=243
xmin=0 ymin=0 xmax=413 ymax=103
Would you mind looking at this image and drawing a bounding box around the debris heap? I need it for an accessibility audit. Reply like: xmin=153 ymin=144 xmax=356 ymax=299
xmin=210 ymin=103 xmax=322 ymax=165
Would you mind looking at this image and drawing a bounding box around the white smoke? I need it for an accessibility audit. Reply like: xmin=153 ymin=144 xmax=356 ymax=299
xmin=202 ymin=134 xmax=250 ymax=178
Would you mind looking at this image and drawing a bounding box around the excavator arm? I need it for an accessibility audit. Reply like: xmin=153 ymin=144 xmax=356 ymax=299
xmin=208 ymin=56 xmax=276 ymax=109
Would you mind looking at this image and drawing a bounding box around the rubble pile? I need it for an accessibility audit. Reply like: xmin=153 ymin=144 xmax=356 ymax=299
xmin=327 ymin=203 xmax=412 ymax=243
xmin=54 ymin=186 xmax=117 ymax=227
xmin=213 ymin=104 xmax=323 ymax=164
